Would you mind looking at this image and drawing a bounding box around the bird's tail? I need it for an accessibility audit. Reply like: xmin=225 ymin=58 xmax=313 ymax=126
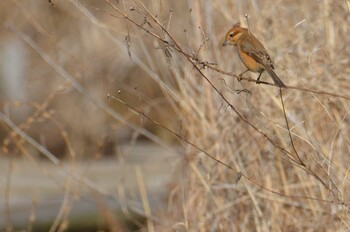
xmin=265 ymin=66 xmax=287 ymax=88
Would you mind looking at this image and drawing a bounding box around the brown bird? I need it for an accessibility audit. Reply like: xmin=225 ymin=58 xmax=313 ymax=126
xmin=223 ymin=24 xmax=286 ymax=88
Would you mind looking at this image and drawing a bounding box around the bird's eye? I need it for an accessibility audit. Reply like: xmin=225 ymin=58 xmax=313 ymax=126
xmin=229 ymin=32 xmax=234 ymax=38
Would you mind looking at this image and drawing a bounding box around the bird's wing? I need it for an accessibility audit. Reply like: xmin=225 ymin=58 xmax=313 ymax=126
xmin=240 ymin=34 xmax=275 ymax=70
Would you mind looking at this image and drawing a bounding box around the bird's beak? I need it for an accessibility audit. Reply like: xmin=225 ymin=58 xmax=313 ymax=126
xmin=222 ymin=40 xmax=228 ymax=46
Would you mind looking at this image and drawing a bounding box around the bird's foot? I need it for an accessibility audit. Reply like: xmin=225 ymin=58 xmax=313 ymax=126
xmin=237 ymin=72 xmax=244 ymax=82
xmin=256 ymin=72 xmax=263 ymax=85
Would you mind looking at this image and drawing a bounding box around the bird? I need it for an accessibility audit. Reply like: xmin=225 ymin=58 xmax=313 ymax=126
xmin=222 ymin=23 xmax=286 ymax=88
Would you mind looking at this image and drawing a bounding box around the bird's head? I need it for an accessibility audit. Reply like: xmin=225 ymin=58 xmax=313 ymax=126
xmin=222 ymin=24 xmax=247 ymax=46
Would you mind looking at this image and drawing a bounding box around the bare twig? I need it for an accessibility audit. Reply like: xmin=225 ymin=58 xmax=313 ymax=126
xmin=108 ymin=94 xmax=346 ymax=205
xmin=104 ymin=0 xmax=344 ymax=201
xmin=279 ymin=88 xmax=304 ymax=165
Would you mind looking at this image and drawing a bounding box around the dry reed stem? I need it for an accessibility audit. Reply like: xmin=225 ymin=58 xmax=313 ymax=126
xmin=1 ymin=0 xmax=350 ymax=230
xmin=135 ymin=165 xmax=155 ymax=232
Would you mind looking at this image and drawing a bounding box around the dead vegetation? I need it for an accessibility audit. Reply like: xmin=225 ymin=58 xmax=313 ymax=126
xmin=1 ymin=0 xmax=350 ymax=231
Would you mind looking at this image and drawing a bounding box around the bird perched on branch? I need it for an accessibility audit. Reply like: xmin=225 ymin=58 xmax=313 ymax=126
xmin=223 ymin=23 xmax=286 ymax=88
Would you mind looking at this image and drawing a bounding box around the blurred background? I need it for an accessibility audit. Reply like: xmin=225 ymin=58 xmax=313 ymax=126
xmin=0 ymin=0 xmax=349 ymax=231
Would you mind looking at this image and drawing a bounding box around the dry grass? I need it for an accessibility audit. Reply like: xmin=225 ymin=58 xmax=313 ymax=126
xmin=1 ymin=0 xmax=350 ymax=231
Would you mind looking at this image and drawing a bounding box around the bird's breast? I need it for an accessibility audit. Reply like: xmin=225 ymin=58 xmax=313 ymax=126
xmin=237 ymin=47 xmax=264 ymax=73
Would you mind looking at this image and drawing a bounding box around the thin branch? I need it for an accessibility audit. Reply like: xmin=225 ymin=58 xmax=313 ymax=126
xmin=104 ymin=0 xmax=342 ymax=198
xmin=108 ymin=94 xmax=347 ymax=206
xmin=279 ymin=88 xmax=304 ymax=165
